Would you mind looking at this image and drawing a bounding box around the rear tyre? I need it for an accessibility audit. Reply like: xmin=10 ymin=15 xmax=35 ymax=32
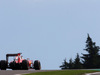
xmin=22 ymin=60 xmax=29 ymax=70
xmin=1 ymin=60 xmax=7 ymax=70
xmin=0 ymin=61 xmax=1 ymax=69
xmin=34 ymin=60 xmax=41 ymax=70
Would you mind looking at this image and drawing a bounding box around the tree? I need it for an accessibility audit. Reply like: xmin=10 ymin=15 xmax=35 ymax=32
xmin=74 ymin=53 xmax=83 ymax=69
xmin=60 ymin=58 xmax=68 ymax=69
xmin=81 ymin=34 xmax=100 ymax=69
xmin=68 ymin=58 xmax=74 ymax=69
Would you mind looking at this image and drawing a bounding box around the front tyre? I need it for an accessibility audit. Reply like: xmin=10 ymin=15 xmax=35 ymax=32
xmin=34 ymin=60 xmax=41 ymax=70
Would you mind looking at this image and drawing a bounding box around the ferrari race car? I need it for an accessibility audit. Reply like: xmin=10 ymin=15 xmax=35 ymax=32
xmin=0 ymin=53 xmax=41 ymax=70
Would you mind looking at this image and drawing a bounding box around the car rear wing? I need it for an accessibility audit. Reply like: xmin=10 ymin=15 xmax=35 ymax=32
xmin=6 ymin=53 xmax=22 ymax=65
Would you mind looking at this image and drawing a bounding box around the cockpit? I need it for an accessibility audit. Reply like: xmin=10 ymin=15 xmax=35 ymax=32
xmin=15 ymin=56 xmax=23 ymax=61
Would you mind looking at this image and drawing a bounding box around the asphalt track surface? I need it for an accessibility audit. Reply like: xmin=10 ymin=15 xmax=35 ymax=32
xmin=0 ymin=70 xmax=52 ymax=75
xmin=0 ymin=70 xmax=100 ymax=75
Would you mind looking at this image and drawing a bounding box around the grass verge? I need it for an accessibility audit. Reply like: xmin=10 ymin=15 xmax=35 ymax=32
xmin=24 ymin=70 xmax=99 ymax=75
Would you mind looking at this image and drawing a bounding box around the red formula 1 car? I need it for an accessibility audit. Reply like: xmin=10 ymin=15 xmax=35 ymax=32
xmin=0 ymin=53 xmax=41 ymax=70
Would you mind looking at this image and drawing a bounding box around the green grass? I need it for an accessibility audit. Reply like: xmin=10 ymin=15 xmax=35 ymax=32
xmin=24 ymin=70 xmax=99 ymax=75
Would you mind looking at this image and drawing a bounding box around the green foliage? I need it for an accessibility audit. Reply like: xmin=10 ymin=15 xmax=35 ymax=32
xmin=60 ymin=58 xmax=68 ymax=69
xmin=81 ymin=34 xmax=100 ymax=69
xmin=60 ymin=34 xmax=100 ymax=69
xmin=24 ymin=70 xmax=98 ymax=75
xmin=60 ymin=54 xmax=83 ymax=69
xmin=68 ymin=58 xmax=74 ymax=69
xmin=74 ymin=53 xmax=83 ymax=69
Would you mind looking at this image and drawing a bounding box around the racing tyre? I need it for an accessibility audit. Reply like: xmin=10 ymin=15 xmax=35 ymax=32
xmin=0 ymin=61 xmax=1 ymax=69
xmin=1 ymin=60 xmax=7 ymax=70
xmin=22 ymin=60 xmax=29 ymax=70
xmin=34 ymin=60 xmax=41 ymax=70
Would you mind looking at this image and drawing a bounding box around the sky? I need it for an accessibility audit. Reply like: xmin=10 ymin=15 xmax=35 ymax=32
xmin=0 ymin=0 xmax=100 ymax=70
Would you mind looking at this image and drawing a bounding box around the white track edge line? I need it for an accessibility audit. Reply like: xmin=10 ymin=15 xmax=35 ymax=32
xmin=14 ymin=73 xmax=29 ymax=75
xmin=85 ymin=72 xmax=100 ymax=75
